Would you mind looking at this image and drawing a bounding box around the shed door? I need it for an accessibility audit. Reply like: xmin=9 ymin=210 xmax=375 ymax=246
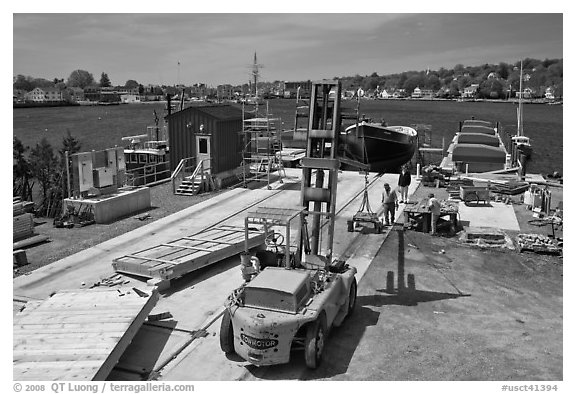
xmin=196 ymin=135 xmax=212 ymax=173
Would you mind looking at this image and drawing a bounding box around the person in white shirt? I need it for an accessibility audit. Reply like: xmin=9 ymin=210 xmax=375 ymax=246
xmin=428 ymin=193 xmax=441 ymax=235
xmin=381 ymin=183 xmax=399 ymax=226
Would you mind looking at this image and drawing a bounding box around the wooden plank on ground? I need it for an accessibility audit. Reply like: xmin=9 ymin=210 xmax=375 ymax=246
xmin=112 ymin=224 xmax=266 ymax=280
xmin=13 ymin=288 xmax=158 ymax=381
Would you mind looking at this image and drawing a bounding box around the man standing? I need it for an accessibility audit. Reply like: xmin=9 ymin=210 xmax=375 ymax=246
xmin=428 ymin=193 xmax=441 ymax=235
xmin=381 ymin=183 xmax=399 ymax=226
xmin=397 ymin=166 xmax=411 ymax=203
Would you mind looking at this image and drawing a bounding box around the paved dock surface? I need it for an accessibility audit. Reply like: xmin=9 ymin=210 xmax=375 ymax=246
xmin=12 ymin=170 xmax=563 ymax=382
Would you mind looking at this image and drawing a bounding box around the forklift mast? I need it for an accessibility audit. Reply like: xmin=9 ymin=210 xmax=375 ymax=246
xmin=298 ymin=80 xmax=343 ymax=263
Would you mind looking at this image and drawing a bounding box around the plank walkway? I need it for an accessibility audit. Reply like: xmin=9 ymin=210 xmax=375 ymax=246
xmin=112 ymin=224 xmax=265 ymax=280
xmin=13 ymin=288 xmax=158 ymax=381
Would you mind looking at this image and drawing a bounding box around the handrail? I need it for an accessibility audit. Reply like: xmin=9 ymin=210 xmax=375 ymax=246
xmin=171 ymin=156 xmax=196 ymax=194
xmin=171 ymin=158 xmax=186 ymax=181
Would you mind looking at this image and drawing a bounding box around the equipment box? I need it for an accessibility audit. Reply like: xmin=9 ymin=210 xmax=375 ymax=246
xmin=460 ymin=186 xmax=489 ymax=204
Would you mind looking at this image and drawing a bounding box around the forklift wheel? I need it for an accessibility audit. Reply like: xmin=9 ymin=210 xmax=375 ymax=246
xmin=346 ymin=278 xmax=357 ymax=317
xmin=219 ymin=309 xmax=235 ymax=354
xmin=305 ymin=316 xmax=327 ymax=369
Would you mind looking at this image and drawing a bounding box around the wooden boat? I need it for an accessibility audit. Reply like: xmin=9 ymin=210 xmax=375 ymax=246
xmin=340 ymin=120 xmax=418 ymax=172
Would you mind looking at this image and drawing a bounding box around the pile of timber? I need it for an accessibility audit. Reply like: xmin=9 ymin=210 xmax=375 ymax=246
xmin=516 ymin=233 xmax=562 ymax=255
xmin=13 ymin=200 xmax=49 ymax=250
xmin=490 ymin=180 xmax=530 ymax=195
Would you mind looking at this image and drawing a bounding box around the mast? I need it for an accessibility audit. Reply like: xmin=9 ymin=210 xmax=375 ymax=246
xmin=518 ymin=61 xmax=524 ymax=137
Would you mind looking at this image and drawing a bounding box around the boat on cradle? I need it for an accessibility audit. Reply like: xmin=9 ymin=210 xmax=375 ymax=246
xmin=122 ymin=125 xmax=170 ymax=186
xmin=511 ymin=61 xmax=533 ymax=160
xmin=440 ymin=119 xmax=511 ymax=173
xmin=339 ymin=119 xmax=418 ymax=173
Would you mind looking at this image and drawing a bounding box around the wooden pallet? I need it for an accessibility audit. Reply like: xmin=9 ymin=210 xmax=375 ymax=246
xmin=13 ymin=288 xmax=158 ymax=381
xmin=112 ymin=224 xmax=266 ymax=280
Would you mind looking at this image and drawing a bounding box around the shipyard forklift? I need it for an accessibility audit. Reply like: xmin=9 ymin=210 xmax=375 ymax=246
xmin=219 ymin=81 xmax=361 ymax=369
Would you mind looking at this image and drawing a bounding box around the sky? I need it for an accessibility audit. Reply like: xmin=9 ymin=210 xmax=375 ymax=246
xmin=11 ymin=6 xmax=564 ymax=88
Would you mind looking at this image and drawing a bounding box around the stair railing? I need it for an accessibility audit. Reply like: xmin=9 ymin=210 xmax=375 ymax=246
xmin=171 ymin=156 xmax=196 ymax=194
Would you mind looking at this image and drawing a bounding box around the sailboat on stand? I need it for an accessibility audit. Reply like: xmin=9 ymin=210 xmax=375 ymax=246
xmin=511 ymin=61 xmax=533 ymax=161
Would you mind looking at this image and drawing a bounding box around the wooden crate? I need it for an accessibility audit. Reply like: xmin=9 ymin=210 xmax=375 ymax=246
xmin=112 ymin=224 xmax=266 ymax=280
xmin=13 ymin=288 xmax=159 ymax=381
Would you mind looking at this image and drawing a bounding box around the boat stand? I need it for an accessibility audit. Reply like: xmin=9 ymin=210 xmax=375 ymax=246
xmin=347 ymin=172 xmax=383 ymax=234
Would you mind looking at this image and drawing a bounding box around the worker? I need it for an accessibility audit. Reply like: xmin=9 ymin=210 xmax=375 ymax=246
xmin=381 ymin=183 xmax=398 ymax=226
xmin=397 ymin=165 xmax=411 ymax=203
xmin=428 ymin=193 xmax=441 ymax=235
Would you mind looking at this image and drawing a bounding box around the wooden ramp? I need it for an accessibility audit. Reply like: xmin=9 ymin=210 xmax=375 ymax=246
xmin=112 ymin=224 xmax=265 ymax=280
xmin=13 ymin=288 xmax=159 ymax=381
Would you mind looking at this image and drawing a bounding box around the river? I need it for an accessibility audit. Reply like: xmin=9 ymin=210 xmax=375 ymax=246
xmin=13 ymin=99 xmax=563 ymax=175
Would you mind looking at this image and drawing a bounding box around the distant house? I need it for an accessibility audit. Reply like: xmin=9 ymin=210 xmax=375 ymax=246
xmin=13 ymin=89 xmax=26 ymax=102
xmin=44 ymin=88 xmax=64 ymax=102
xmin=393 ymin=89 xmax=407 ymax=98
xmin=487 ymin=72 xmax=498 ymax=79
xmin=25 ymin=87 xmax=47 ymax=102
xmin=284 ymin=81 xmax=312 ymax=99
xmin=83 ymin=86 xmax=101 ymax=102
xmin=516 ymin=88 xmax=533 ymax=99
xmin=411 ymin=87 xmax=422 ymax=98
xmin=120 ymin=94 xmax=141 ymax=103
xmin=378 ymin=89 xmax=391 ymax=99
xmin=411 ymin=87 xmax=434 ymax=99
xmin=545 ymin=87 xmax=555 ymax=100
xmin=462 ymin=84 xmax=480 ymax=98
xmin=67 ymin=87 xmax=85 ymax=102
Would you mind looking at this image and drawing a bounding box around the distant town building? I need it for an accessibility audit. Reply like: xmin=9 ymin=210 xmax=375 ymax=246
xmin=283 ymin=81 xmax=312 ymax=99
xmin=66 ymin=87 xmax=85 ymax=102
xmin=217 ymin=84 xmax=234 ymax=100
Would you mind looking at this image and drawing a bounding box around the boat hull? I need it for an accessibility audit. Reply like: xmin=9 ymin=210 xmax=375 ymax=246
xmin=341 ymin=123 xmax=417 ymax=172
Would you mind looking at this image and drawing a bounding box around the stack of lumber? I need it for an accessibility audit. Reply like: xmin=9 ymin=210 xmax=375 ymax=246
xmin=13 ymin=288 xmax=159 ymax=381
xmin=13 ymin=213 xmax=34 ymax=241
xmin=13 ymin=200 xmax=49 ymax=249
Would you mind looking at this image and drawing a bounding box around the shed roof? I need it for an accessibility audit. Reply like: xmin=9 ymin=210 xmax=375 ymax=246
xmin=166 ymin=104 xmax=243 ymax=121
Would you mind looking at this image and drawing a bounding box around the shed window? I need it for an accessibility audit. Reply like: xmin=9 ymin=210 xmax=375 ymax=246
xmin=149 ymin=155 xmax=157 ymax=163
xmin=139 ymin=154 xmax=148 ymax=163
xmin=199 ymin=138 xmax=208 ymax=154
xmin=130 ymin=153 xmax=137 ymax=163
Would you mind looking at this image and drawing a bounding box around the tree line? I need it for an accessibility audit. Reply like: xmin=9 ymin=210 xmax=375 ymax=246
xmin=337 ymin=58 xmax=562 ymax=99
xmin=14 ymin=58 xmax=563 ymax=100
xmin=14 ymin=132 xmax=81 ymax=217
xmin=13 ymin=70 xmax=143 ymax=94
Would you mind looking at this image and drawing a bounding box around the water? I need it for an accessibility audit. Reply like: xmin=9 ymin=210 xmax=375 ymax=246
xmin=13 ymin=100 xmax=563 ymax=175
